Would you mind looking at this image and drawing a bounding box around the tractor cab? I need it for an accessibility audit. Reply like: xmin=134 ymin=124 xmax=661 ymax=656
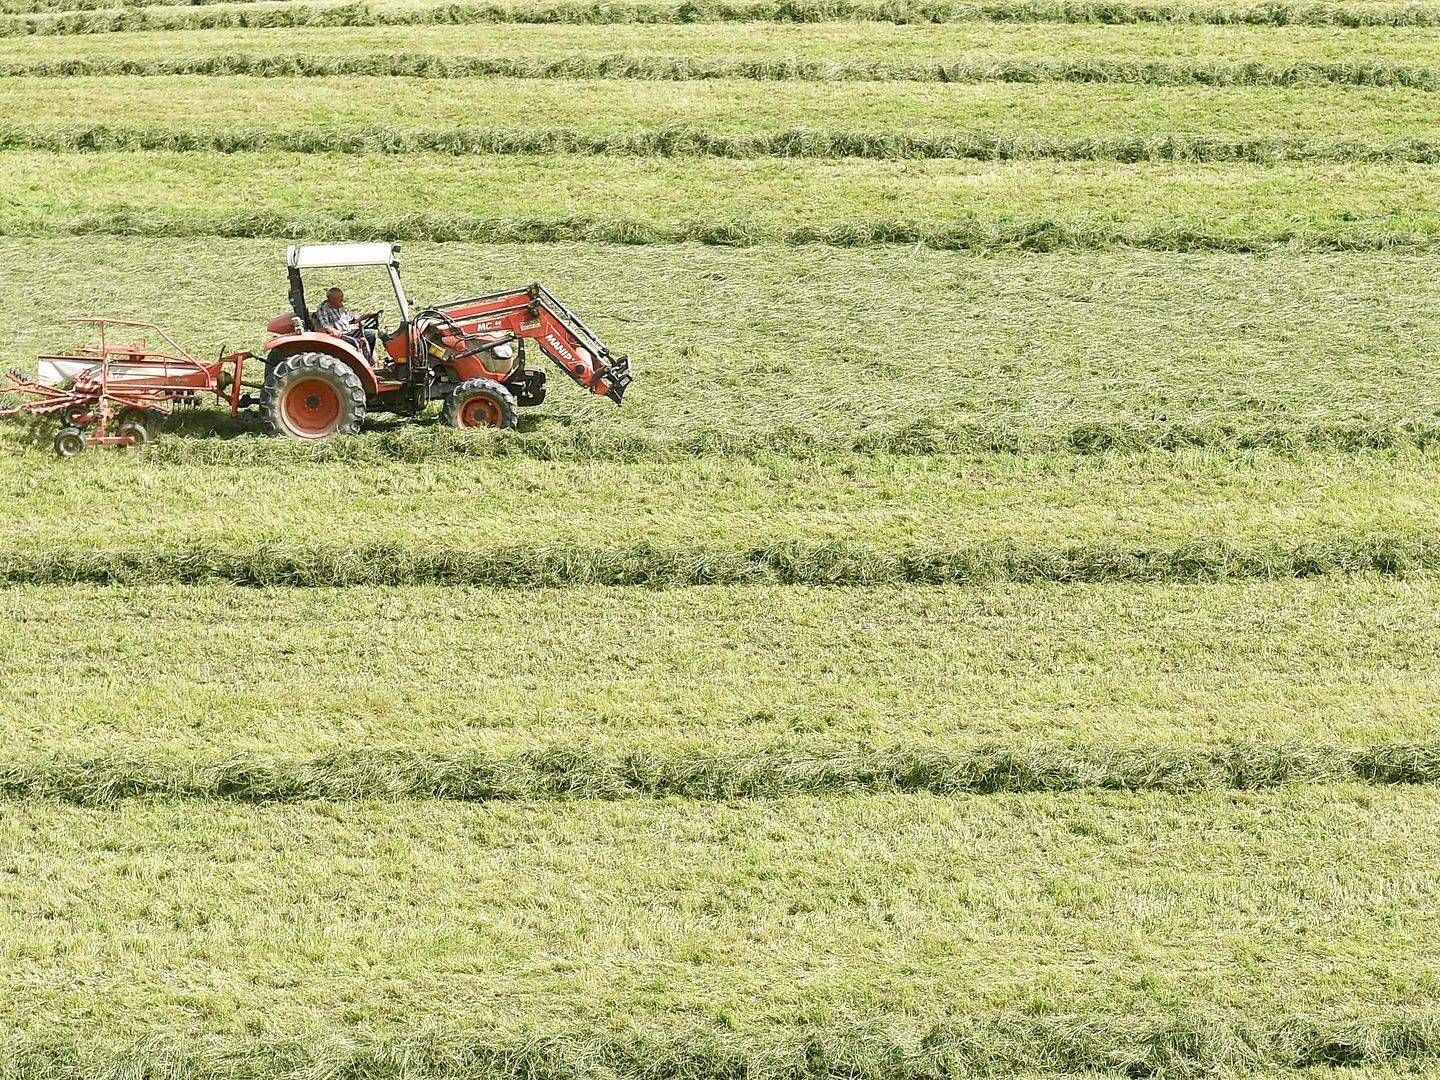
xmin=269 ymin=242 xmax=415 ymax=361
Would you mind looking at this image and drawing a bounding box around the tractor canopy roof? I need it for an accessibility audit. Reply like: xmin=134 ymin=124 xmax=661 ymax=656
xmin=286 ymin=242 xmax=401 ymax=271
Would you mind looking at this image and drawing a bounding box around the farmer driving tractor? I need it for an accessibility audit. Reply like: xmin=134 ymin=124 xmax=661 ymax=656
xmin=314 ymin=287 xmax=377 ymax=359
xmin=0 ymin=242 xmax=634 ymax=455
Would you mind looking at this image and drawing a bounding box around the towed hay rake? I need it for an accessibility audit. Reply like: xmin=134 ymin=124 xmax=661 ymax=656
xmin=0 ymin=318 xmax=248 ymax=457
xmin=2 ymin=243 xmax=632 ymax=456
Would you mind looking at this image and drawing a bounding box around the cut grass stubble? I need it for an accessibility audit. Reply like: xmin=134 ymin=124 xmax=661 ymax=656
xmin=2 ymin=789 xmax=1439 ymax=1067
xmin=6 ymin=580 xmax=1439 ymax=755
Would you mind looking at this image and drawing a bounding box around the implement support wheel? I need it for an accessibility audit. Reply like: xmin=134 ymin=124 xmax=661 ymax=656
xmin=116 ymin=407 xmax=157 ymax=449
xmin=262 ymin=353 xmax=366 ymax=440
xmin=60 ymin=404 xmax=92 ymax=427
xmin=53 ymin=426 xmax=86 ymax=458
xmin=444 ymin=378 xmax=518 ymax=430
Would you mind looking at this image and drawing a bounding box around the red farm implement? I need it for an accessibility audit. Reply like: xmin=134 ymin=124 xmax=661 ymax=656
xmin=0 ymin=318 xmax=248 ymax=457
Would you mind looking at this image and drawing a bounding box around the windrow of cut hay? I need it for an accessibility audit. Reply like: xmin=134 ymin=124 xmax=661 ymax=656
xmin=3 ymin=741 xmax=1437 ymax=804
xmin=1 ymin=536 xmax=1436 ymax=586
xmin=5 ymin=0 xmax=1440 ymax=33
xmin=7 ymin=1010 xmax=1440 ymax=1078
xmin=0 ymin=0 xmax=226 ymax=12
xmin=6 ymin=53 xmax=1440 ymax=88
xmin=3 ymin=206 xmax=1433 ymax=252
xmin=7 ymin=124 xmax=1439 ymax=164
xmin=64 ymin=414 xmax=1440 ymax=463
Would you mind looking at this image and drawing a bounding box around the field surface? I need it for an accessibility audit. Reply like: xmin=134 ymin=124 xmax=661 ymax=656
xmin=2 ymin=2 xmax=1439 ymax=1078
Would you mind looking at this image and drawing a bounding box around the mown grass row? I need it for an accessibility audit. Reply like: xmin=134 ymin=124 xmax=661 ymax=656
xmin=2 ymin=537 xmax=1435 ymax=586
xmin=5 ymin=52 xmax=1440 ymax=87
xmin=5 ymin=0 xmax=1440 ymax=34
xmin=8 ymin=124 xmax=1437 ymax=164
xmin=104 ymin=414 xmax=1440 ymax=463
xmin=4 ymin=742 xmax=1438 ymax=804
xmin=9 ymin=1011 xmax=1440 ymax=1079
xmin=7 ymin=207 xmax=1433 ymax=252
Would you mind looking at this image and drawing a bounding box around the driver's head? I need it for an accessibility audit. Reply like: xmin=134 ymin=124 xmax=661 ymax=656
xmin=327 ymin=287 xmax=345 ymax=308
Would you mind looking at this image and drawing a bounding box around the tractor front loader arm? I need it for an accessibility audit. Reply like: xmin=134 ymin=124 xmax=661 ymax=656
xmin=427 ymin=284 xmax=632 ymax=403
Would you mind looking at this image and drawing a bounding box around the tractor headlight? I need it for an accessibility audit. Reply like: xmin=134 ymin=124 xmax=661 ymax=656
xmin=491 ymin=342 xmax=515 ymax=360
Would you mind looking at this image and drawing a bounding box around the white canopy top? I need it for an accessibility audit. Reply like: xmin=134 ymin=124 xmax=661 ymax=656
xmin=287 ymin=242 xmax=399 ymax=270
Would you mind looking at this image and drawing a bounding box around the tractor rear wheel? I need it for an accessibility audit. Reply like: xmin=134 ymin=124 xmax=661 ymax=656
xmin=444 ymin=378 xmax=518 ymax=430
xmin=262 ymin=353 xmax=366 ymax=440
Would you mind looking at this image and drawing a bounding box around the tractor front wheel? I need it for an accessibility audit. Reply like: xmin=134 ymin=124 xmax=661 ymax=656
xmin=262 ymin=353 xmax=366 ymax=440
xmin=444 ymin=378 xmax=518 ymax=430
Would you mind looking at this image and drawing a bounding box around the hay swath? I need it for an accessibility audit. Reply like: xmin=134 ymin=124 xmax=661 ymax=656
xmin=0 ymin=318 xmax=248 ymax=456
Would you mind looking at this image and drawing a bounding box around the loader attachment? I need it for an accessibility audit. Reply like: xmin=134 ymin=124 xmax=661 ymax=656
xmin=427 ymin=284 xmax=632 ymax=404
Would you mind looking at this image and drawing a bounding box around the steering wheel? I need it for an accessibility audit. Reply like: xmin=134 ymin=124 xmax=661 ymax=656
xmin=359 ymin=310 xmax=382 ymax=331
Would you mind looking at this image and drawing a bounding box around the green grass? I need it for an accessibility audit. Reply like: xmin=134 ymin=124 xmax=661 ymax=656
xmin=0 ymin=7 xmax=1435 ymax=1062
xmin=2 ymin=75 xmax=1435 ymax=142
xmin=2 ymin=20 xmax=1439 ymax=68
xmin=6 ymin=21 xmax=1440 ymax=67
xmin=2 ymin=150 xmax=1435 ymax=252
xmin=1 ymin=449 xmax=1439 ymax=590
xmin=6 ymin=0 xmax=1440 ymax=34
xmin=3 ymin=579 xmax=1440 ymax=758
xmin=15 ymin=51 xmax=1440 ymax=88
xmin=1 ymin=449 xmax=1438 ymax=557
xmin=2 ymin=22 xmax=1440 ymax=84
xmin=8 ymin=576 xmax=1440 ymax=760
xmin=1 ymin=789 xmax=1438 ymax=1071
xmin=0 ymin=0 xmax=1436 ymax=1072
xmin=2 ymin=240 xmax=1437 ymax=452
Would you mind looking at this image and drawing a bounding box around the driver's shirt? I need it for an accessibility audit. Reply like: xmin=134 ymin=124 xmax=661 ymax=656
xmin=315 ymin=300 xmax=360 ymax=336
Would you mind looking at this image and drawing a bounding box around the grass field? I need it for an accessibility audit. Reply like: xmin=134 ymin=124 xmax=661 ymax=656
xmin=4 ymin=790 xmax=1439 ymax=1052
xmin=2 ymin=0 xmax=1438 ymax=1075
xmin=4 ymin=580 xmax=1440 ymax=760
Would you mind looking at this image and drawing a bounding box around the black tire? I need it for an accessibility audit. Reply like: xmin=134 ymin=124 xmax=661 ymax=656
xmin=115 ymin=407 xmax=159 ymax=443
xmin=60 ymin=404 xmax=91 ymax=427
xmin=261 ymin=352 xmax=366 ymax=440
xmin=53 ymin=426 xmax=85 ymax=458
xmin=443 ymin=378 xmax=518 ymax=430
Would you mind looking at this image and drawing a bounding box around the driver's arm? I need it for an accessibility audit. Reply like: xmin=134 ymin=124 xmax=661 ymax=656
xmin=315 ymin=303 xmax=346 ymax=337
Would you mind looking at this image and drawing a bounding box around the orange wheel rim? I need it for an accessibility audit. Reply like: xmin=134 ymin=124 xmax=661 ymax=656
xmin=460 ymin=396 xmax=503 ymax=427
xmin=282 ymin=377 xmax=343 ymax=437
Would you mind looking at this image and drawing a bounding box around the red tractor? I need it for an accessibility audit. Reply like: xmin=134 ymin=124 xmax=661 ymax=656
xmin=258 ymin=242 xmax=631 ymax=439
